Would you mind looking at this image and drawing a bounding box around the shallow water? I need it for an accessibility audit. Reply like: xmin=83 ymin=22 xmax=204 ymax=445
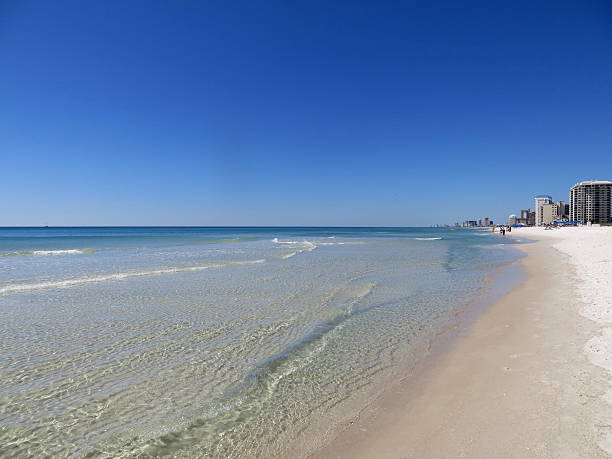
xmin=0 ymin=227 xmax=521 ymax=457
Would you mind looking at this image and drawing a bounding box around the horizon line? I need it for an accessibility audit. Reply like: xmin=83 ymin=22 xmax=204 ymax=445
xmin=0 ymin=225 xmax=460 ymax=229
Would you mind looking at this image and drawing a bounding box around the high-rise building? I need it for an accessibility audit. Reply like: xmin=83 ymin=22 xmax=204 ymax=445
xmin=555 ymin=201 xmax=569 ymax=221
xmin=534 ymin=195 xmax=553 ymax=226
xmin=541 ymin=203 xmax=558 ymax=225
xmin=570 ymin=180 xmax=612 ymax=224
xmin=519 ymin=209 xmax=535 ymax=226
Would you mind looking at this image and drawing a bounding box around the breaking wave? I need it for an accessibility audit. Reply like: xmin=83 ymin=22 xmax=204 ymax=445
xmin=272 ymin=238 xmax=317 ymax=253
xmin=0 ymin=259 xmax=265 ymax=295
xmin=1 ymin=249 xmax=95 ymax=257
xmin=272 ymin=238 xmax=365 ymax=260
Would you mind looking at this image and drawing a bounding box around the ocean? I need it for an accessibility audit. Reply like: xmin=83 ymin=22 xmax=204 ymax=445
xmin=0 ymin=227 xmax=523 ymax=457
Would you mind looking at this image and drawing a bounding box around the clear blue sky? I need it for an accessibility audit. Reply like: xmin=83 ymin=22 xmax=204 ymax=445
xmin=1 ymin=0 xmax=611 ymax=226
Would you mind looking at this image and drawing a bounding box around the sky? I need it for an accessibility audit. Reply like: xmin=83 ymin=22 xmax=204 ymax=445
xmin=1 ymin=0 xmax=611 ymax=226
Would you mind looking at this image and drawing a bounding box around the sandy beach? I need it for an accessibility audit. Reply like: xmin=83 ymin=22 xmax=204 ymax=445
xmin=313 ymin=227 xmax=612 ymax=458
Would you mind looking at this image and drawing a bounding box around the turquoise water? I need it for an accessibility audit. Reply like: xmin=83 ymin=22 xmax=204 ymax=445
xmin=0 ymin=227 xmax=521 ymax=457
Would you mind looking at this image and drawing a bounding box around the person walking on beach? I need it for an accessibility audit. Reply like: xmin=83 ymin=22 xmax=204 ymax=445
xmin=500 ymin=226 xmax=505 ymax=236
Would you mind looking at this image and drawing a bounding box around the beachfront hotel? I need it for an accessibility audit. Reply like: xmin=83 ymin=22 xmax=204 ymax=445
xmin=533 ymin=196 xmax=570 ymax=226
xmin=534 ymin=195 xmax=553 ymax=226
xmin=570 ymin=180 xmax=612 ymax=224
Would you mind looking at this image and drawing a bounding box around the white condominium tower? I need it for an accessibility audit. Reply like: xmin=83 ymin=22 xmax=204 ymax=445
xmin=534 ymin=195 xmax=553 ymax=226
xmin=570 ymin=180 xmax=612 ymax=224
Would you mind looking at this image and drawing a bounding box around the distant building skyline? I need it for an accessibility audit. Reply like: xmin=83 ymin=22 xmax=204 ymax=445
xmin=502 ymin=180 xmax=611 ymax=227
xmin=456 ymin=218 xmax=493 ymax=228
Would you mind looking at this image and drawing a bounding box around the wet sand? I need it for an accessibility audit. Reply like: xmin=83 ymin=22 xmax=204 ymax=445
xmin=312 ymin=237 xmax=608 ymax=458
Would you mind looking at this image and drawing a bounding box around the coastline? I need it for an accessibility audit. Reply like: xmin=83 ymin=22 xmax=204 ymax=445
xmin=0 ymin=228 xmax=522 ymax=457
xmin=311 ymin=230 xmax=609 ymax=457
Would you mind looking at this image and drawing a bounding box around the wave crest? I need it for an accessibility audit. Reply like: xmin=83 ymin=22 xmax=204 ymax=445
xmin=1 ymin=248 xmax=95 ymax=257
xmin=0 ymin=259 xmax=265 ymax=295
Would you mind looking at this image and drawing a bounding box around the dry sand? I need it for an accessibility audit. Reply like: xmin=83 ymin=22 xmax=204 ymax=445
xmin=312 ymin=230 xmax=611 ymax=458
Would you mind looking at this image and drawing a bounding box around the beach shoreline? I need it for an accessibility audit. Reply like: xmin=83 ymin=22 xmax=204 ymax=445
xmin=311 ymin=229 xmax=610 ymax=458
xmin=0 ymin=227 xmax=525 ymax=457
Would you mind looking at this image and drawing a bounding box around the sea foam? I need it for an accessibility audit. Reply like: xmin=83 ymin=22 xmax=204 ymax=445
xmin=1 ymin=249 xmax=95 ymax=257
xmin=0 ymin=259 xmax=265 ymax=295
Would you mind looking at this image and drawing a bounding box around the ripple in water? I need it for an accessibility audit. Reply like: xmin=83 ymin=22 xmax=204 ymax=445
xmin=0 ymin=227 xmax=521 ymax=457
